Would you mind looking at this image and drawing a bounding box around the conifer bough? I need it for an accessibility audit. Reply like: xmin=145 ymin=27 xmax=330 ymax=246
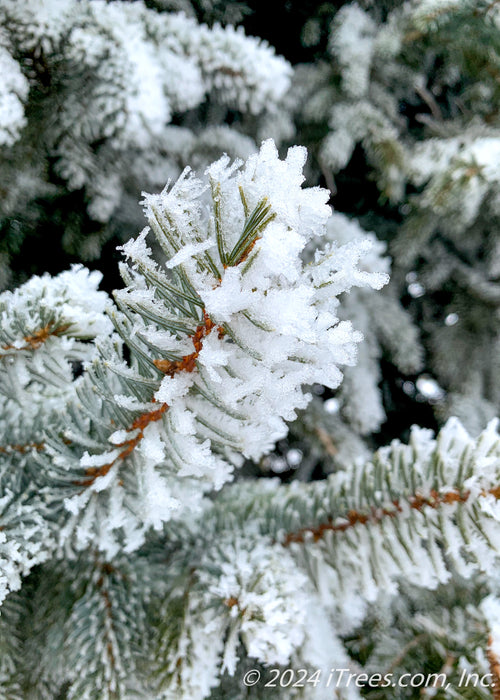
xmin=2 ymin=141 xmax=500 ymax=698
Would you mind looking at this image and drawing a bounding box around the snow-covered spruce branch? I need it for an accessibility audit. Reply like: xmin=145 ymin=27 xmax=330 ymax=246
xmin=1 ymin=0 xmax=291 ymax=128
xmin=145 ymin=418 xmax=500 ymax=699
xmin=0 ymin=0 xmax=292 ymax=289
xmin=13 ymin=419 xmax=500 ymax=699
xmin=208 ymin=418 xmax=500 ymax=600
xmin=0 ymin=267 xmax=112 ymax=605
xmin=1 ymin=140 xmax=387 ymax=566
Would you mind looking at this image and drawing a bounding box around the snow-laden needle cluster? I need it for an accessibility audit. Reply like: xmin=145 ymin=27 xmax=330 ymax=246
xmin=1 ymin=141 xmax=387 ymax=563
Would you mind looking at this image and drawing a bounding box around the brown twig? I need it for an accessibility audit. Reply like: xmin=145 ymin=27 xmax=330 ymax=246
xmin=154 ymin=311 xmax=224 ymax=376
xmin=1 ymin=322 xmax=71 ymax=354
xmin=75 ymin=401 xmax=169 ymax=486
xmin=282 ymin=487 xmax=500 ymax=546
xmin=0 ymin=442 xmax=45 ymax=455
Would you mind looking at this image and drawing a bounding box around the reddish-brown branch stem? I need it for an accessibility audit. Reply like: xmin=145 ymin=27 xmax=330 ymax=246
xmin=0 ymin=442 xmax=45 ymax=455
xmin=1 ymin=322 xmax=71 ymax=354
xmin=282 ymin=487 xmax=500 ymax=546
xmin=77 ymin=311 xmax=223 ymax=487
xmin=154 ymin=310 xmax=224 ymax=377
xmin=76 ymin=402 xmax=169 ymax=486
